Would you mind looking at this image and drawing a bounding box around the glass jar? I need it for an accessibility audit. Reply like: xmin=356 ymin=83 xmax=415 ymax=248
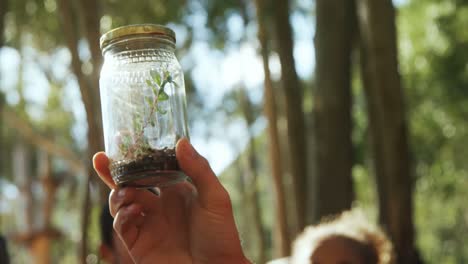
xmin=99 ymin=24 xmax=189 ymax=188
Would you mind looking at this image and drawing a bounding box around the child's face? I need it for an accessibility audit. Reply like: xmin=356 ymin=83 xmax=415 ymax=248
xmin=310 ymin=236 xmax=374 ymax=264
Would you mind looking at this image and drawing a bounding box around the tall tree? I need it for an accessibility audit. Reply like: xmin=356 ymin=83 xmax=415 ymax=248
xmin=10 ymin=147 xmax=62 ymax=264
xmin=0 ymin=93 xmax=3 ymax=182
xmin=13 ymin=142 xmax=34 ymax=234
xmin=312 ymin=0 xmax=356 ymax=222
xmin=57 ymin=0 xmax=105 ymax=262
xmin=0 ymin=0 xmax=7 ymax=186
xmin=238 ymin=88 xmax=267 ymax=263
xmin=254 ymin=0 xmax=291 ymax=256
xmin=272 ymin=0 xmax=308 ymax=232
xmin=0 ymin=0 xmax=6 ymax=46
xmin=357 ymin=0 xmax=422 ymax=263
xmin=29 ymin=152 xmax=61 ymax=264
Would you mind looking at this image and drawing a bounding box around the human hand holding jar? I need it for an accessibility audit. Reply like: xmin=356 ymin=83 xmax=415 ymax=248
xmin=97 ymin=24 xmax=250 ymax=264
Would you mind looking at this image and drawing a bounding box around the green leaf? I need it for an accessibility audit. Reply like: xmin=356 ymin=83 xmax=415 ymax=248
xmin=122 ymin=134 xmax=132 ymax=145
xmin=156 ymin=75 xmax=162 ymax=86
xmin=151 ymin=70 xmax=162 ymax=86
xmin=144 ymin=96 xmax=153 ymax=106
xmin=162 ymin=71 xmax=173 ymax=83
xmin=157 ymin=106 xmax=167 ymax=114
xmin=146 ymin=80 xmax=159 ymax=96
xmin=119 ymin=143 xmax=127 ymax=155
xmin=158 ymin=90 xmax=169 ymax=101
xmin=132 ymin=115 xmax=143 ymax=132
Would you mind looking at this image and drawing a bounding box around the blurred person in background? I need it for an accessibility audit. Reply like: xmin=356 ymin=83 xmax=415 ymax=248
xmin=0 ymin=235 xmax=10 ymax=264
xmin=99 ymin=203 xmax=133 ymax=264
xmin=268 ymin=208 xmax=394 ymax=264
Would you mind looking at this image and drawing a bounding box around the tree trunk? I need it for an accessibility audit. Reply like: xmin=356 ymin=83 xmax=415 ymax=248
xmin=0 ymin=0 xmax=7 ymax=182
xmin=357 ymin=1 xmax=422 ymax=263
xmin=39 ymin=152 xmax=57 ymax=229
xmin=272 ymin=0 xmax=307 ymax=233
xmin=76 ymin=0 xmax=105 ymax=172
xmin=0 ymin=97 xmax=4 ymax=194
xmin=30 ymin=236 xmax=52 ymax=264
xmin=234 ymin=157 xmax=250 ymax=248
xmin=57 ymin=1 xmax=105 ymax=262
xmin=312 ymin=0 xmax=356 ymax=222
xmin=0 ymin=0 xmax=6 ymax=46
xmin=30 ymin=152 xmax=56 ymax=264
xmin=254 ymin=0 xmax=291 ymax=256
xmin=0 ymin=92 xmax=3 ymax=177
xmin=13 ymin=142 xmax=34 ymax=232
xmin=234 ymin=154 xmax=257 ymax=262
xmin=238 ymin=89 xmax=267 ymax=263
xmin=77 ymin=0 xmax=103 ymax=81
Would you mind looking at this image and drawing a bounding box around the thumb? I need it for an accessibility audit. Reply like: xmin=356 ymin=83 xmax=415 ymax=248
xmin=176 ymin=138 xmax=231 ymax=211
xmin=93 ymin=152 xmax=117 ymax=189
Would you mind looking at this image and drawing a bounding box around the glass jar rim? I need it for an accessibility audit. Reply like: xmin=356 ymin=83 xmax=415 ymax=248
xmin=100 ymin=24 xmax=176 ymax=51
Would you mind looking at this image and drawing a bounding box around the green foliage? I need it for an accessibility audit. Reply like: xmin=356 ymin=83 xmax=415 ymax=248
xmin=117 ymin=70 xmax=173 ymax=159
xmin=397 ymin=0 xmax=468 ymax=262
xmin=102 ymin=0 xmax=187 ymax=29
xmin=202 ymin=0 xmax=248 ymax=49
xmin=5 ymin=0 xmax=63 ymax=49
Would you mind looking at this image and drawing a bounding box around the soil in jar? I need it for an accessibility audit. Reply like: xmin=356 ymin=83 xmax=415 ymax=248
xmin=110 ymin=147 xmax=180 ymax=186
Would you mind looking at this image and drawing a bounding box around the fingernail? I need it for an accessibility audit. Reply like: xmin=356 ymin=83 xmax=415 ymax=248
xmin=92 ymin=153 xmax=99 ymax=169
xmin=185 ymin=139 xmax=197 ymax=159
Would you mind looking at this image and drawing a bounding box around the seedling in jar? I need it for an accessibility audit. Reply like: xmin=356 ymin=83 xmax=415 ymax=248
xmin=100 ymin=24 xmax=188 ymax=187
xmin=117 ymin=69 xmax=174 ymax=160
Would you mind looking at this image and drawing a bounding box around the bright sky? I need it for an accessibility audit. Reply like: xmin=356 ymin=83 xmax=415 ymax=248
xmin=394 ymin=0 xmax=408 ymax=6
xmin=176 ymin=10 xmax=315 ymax=173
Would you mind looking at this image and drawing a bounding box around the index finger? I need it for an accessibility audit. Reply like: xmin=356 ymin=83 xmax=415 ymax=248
xmin=93 ymin=152 xmax=117 ymax=189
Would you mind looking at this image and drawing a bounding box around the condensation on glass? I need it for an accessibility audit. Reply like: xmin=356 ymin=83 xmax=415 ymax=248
xmin=99 ymin=24 xmax=189 ymax=188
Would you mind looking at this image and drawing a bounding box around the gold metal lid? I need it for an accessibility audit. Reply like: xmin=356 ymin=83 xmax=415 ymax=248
xmin=100 ymin=24 xmax=176 ymax=50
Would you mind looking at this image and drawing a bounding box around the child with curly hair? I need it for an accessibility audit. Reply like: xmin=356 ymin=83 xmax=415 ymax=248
xmin=269 ymin=208 xmax=394 ymax=264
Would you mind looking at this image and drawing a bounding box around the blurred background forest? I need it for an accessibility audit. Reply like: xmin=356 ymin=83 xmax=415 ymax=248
xmin=1 ymin=0 xmax=468 ymax=263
